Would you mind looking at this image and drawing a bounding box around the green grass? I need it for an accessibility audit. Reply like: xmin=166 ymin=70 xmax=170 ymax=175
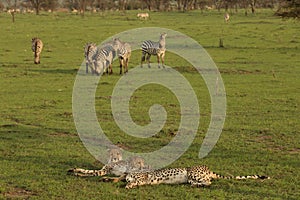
xmin=0 ymin=10 xmax=299 ymax=199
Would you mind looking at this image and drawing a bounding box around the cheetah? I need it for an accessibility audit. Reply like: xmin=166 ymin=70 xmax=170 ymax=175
xmin=68 ymin=154 xmax=150 ymax=182
xmin=107 ymin=148 xmax=123 ymax=164
xmin=125 ymin=165 xmax=270 ymax=189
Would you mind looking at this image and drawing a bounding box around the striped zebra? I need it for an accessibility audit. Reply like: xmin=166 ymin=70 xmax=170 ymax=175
xmin=93 ymin=42 xmax=117 ymax=76
xmin=141 ymin=33 xmax=167 ymax=68
xmin=113 ymin=38 xmax=131 ymax=74
xmin=31 ymin=37 xmax=43 ymax=64
xmin=84 ymin=43 xmax=97 ymax=74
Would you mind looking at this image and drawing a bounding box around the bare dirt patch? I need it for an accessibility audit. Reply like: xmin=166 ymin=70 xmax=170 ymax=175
xmin=4 ymin=187 xmax=36 ymax=199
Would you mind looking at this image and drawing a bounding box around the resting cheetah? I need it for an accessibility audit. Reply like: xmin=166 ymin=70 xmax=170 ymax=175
xmin=68 ymin=156 xmax=150 ymax=182
xmin=107 ymin=148 xmax=123 ymax=164
xmin=125 ymin=165 xmax=270 ymax=189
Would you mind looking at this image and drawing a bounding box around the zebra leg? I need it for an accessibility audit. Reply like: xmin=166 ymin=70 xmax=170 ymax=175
xmin=86 ymin=62 xmax=89 ymax=74
xmin=89 ymin=61 xmax=94 ymax=74
xmin=161 ymin=53 xmax=165 ymax=68
xmin=109 ymin=64 xmax=113 ymax=75
xmin=119 ymin=58 xmax=123 ymax=75
xmin=37 ymin=55 xmax=41 ymax=64
xmin=157 ymin=55 xmax=160 ymax=68
xmin=141 ymin=53 xmax=146 ymax=68
xmin=146 ymin=54 xmax=151 ymax=68
xmin=125 ymin=58 xmax=129 ymax=73
xmin=34 ymin=54 xmax=40 ymax=64
xmin=106 ymin=67 xmax=109 ymax=75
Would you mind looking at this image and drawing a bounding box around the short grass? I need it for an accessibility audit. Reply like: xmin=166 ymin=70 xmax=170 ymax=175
xmin=0 ymin=10 xmax=299 ymax=199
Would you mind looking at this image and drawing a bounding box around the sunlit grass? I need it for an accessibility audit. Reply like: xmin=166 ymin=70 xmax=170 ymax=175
xmin=0 ymin=9 xmax=299 ymax=199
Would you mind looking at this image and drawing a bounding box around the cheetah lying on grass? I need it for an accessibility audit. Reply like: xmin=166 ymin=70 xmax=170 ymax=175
xmin=69 ymin=163 xmax=269 ymax=188
xmin=68 ymin=149 xmax=269 ymax=188
xmin=125 ymin=165 xmax=270 ymax=189
xmin=68 ymin=148 xmax=150 ymax=182
xmin=69 ymin=156 xmax=148 ymax=177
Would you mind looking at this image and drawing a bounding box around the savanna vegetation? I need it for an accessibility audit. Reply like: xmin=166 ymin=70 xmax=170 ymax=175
xmin=0 ymin=8 xmax=299 ymax=199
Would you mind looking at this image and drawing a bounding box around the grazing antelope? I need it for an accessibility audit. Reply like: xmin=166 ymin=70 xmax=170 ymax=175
xmin=224 ymin=13 xmax=230 ymax=23
xmin=137 ymin=13 xmax=149 ymax=20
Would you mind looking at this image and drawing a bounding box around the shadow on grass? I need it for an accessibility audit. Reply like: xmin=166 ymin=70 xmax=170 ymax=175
xmin=28 ymin=68 xmax=79 ymax=75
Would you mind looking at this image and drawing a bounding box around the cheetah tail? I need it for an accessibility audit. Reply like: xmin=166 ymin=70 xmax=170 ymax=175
xmin=234 ymin=175 xmax=270 ymax=180
xmin=213 ymin=172 xmax=270 ymax=180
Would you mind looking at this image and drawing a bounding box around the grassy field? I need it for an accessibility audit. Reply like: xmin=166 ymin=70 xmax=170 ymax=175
xmin=0 ymin=9 xmax=299 ymax=199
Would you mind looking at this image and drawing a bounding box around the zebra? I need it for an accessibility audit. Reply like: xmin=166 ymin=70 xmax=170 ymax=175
xmin=84 ymin=43 xmax=98 ymax=74
xmin=93 ymin=42 xmax=117 ymax=76
xmin=141 ymin=33 xmax=167 ymax=68
xmin=113 ymin=38 xmax=131 ymax=74
xmin=31 ymin=37 xmax=43 ymax=64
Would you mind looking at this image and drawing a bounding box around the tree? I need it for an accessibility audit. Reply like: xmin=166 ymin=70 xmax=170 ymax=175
xmin=6 ymin=0 xmax=18 ymax=22
xmin=118 ymin=0 xmax=127 ymax=11
xmin=41 ymin=0 xmax=59 ymax=12
xmin=79 ymin=0 xmax=86 ymax=16
xmin=249 ymin=0 xmax=257 ymax=13
xmin=0 ymin=2 xmax=4 ymax=11
xmin=177 ymin=0 xmax=196 ymax=11
xmin=145 ymin=0 xmax=153 ymax=10
xmin=30 ymin=0 xmax=44 ymax=15
xmin=276 ymin=0 xmax=300 ymax=18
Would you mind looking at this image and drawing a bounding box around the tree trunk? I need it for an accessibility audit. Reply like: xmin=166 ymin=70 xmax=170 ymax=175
xmin=36 ymin=3 xmax=39 ymax=15
xmin=30 ymin=0 xmax=41 ymax=15
xmin=81 ymin=0 xmax=86 ymax=17
xmin=11 ymin=11 xmax=15 ymax=23
xmin=250 ymin=0 xmax=256 ymax=14
xmin=145 ymin=0 xmax=151 ymax=11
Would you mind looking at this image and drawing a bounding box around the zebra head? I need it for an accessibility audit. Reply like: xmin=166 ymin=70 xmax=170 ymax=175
xmin=32 ymin=37 xmax=37 ymax=43
xmin=84 ymin=43 xmax=97 ymax=61
xmin=113 ymin=38 xmax=121 ymax=45
xmin=112 ymin=38 xmax=122 ymax=51
xmin=160 ymin=33 xmax=167 ymax=40
xmin=94 ymin=60 xmax=106 ymax=76
xmin=159 ymin=33 xmax=167 ymax=49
